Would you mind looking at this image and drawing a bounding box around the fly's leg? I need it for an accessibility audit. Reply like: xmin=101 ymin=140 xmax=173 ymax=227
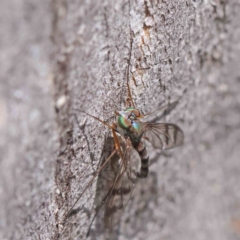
xmin=125 ymin=28 xmax=136 ymax=108
xmin=126 ymin=74 xmax=135 ymax=108
xmin=61 ymin=148 xmax=117 ymax=223
xmin=60 ymin=114 xmax=122 ymax=227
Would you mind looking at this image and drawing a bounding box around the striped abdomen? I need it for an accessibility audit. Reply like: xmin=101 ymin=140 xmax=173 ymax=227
xmin=134 ymin=141 xmax=149 ymax=178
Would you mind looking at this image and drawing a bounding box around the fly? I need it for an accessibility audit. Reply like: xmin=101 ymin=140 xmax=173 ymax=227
xmin=61 ymin=76 xmax=184 ymax=232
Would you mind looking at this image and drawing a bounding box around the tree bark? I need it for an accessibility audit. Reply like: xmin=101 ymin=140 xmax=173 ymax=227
xmin=1 ymin=0 xmax=240 ymax=240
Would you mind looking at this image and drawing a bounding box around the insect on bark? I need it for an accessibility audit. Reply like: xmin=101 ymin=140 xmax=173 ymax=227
xmin=62 ymin=77 xmax=184 ymax=232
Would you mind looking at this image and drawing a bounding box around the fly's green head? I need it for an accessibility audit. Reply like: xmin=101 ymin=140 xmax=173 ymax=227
xmin=117 ymin=108 xmax=140 ymax=130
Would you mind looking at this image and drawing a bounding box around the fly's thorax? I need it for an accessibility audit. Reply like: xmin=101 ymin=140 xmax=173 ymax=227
xmin=116 ymin=107 xmax=143 ymax=143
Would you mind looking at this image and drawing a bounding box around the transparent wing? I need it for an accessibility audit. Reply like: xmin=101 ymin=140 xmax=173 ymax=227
xmin=104 ymin=145 xmax=138 ymax=229
xmin=143 ymin=122 xmax=184 ymax=150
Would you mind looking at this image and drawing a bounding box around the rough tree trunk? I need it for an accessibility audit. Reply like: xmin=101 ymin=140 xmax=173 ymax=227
xmin=1 ymin=0 xmax=240 ymax=240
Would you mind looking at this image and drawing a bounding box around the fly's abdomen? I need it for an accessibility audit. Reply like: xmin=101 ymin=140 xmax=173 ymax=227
xmin=135 ymin=141 xmax=149 ymax=178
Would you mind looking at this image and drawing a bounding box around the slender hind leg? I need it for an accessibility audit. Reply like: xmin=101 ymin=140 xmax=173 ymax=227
xmin=61 ymin=113 xmax=123 ymax=228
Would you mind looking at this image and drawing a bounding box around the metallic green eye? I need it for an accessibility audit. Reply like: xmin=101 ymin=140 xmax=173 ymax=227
xmin=125 ymin=107 xmax=135 ymax=111
xmin=118 ymin=115 xmax=131 ymax=130
xmin=118 ymin=108 xmax=141 ymax=130
xmin=132 ymin=121 xmax=141 ymax=131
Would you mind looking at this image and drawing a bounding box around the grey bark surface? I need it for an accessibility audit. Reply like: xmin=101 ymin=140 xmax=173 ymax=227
xmin=1 ymin=0 xmax=240 ymax=240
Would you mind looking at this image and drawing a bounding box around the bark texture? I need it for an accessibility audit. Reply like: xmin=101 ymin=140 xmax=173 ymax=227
xmin=1 ymin=0 xmax=240 ymax=240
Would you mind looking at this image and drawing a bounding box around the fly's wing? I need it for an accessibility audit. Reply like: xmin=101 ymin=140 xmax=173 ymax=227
xmin=104 ymin=146 xmax=138 ymax=229
xmin=143 ymin=122 xmax=184 ymax=150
